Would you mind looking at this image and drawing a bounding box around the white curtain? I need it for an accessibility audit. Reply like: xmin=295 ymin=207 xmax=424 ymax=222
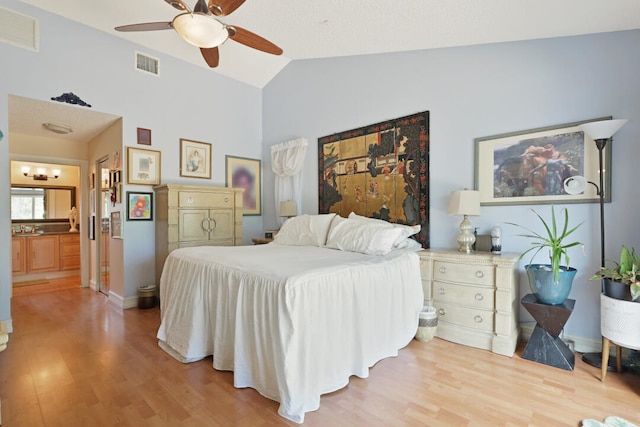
xmin=271 ymin=138 xmax=308 ymax=222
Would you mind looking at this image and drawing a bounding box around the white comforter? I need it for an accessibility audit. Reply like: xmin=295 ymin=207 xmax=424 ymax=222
xmin=157 ymin=244 xmax=423 ymax=423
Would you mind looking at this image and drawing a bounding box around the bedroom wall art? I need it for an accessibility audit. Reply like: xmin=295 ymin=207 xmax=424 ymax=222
xmin=226 ymin=155 xmax=262 ymax=216
xmin=475 ymin=116 xmax=612 ymax=206
xmin=126 ymin=147 xmax=161 ymax=185
xmin=180 ymin=138 xmax=212 ymax=179
xmin=318 ymin=111 xmax=430 ymax=247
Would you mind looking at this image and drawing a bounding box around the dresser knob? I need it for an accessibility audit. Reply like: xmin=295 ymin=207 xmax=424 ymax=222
xmin=475 ymin=293 xmax=483 ymax=301
xmin=474 ymin=315 xmax=483 ymax=323
xmin=475 ymin=270 xmax=484 ymax=278
xmin=438 ymin=288 xmax=445 ymax=295
xmin=224 ymin=197 xmax=229 ymax=202
xmin=438 ymin=308 xmax=446 ymax=316
xmin=439 ymin=266 xmax=446 ymax=274
xmin=187 ymin=196 xmax=193 ymax=205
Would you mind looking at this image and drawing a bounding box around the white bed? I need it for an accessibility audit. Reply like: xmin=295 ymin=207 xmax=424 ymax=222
xmin=156 ymin=214 xmax=424 ymax=423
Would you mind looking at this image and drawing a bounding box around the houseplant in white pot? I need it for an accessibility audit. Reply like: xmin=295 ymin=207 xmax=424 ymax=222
xmin=591 ymin=246 xmax=640 ymax=302
xmin=508 ymin=205 xmax=583 ymax=305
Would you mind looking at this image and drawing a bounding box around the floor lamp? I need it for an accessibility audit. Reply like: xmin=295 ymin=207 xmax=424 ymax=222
xmin=564 ymin=118 xmax=627 ymax=369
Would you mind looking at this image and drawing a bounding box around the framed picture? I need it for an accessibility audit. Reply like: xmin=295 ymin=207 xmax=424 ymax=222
xmin=137 ymin=127 xmax=151 ymax=145
xmin=180 ymin=139 xmax=212 ymax=179
xmin=126 ymin=191 xmax=153 ymax=221
xmin=127 ymin=146 xmax=161 ymax=185
xmin=226 ymin=155 xmax=261 ymax=215
xmin=475 ymin=117 xmax=612 ymax=206
xmin=318 ymin=111 xmax=430 ymax=248
xmin=89 ymin=189 xmax=96 ymax=215
xmin=88 ymin=215 xmax=95 ymax=240
xmin=110 ymin=211 xmax=122 ymax=238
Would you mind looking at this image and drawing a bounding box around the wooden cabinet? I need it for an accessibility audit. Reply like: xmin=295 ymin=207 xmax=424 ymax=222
xmin=59 ymin=233 xmax=80 ymax=271
xmin=418 ymin=249 xmax=520 ymax=357
xmin=12 ymin=237 xmax=26 ymax=275
xmin=154 ymin=184 xmax=243 ymax=285
xmin=26 ymin=235 xmax=60 ymax=273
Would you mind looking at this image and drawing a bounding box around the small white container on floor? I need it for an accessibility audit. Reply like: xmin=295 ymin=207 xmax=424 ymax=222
xmin=415 ymin=306 xmax=438 ymax=342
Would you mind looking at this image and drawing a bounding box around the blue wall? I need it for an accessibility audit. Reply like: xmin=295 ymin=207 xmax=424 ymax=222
xmin=262 ymin=30 xmax=640 ymax=343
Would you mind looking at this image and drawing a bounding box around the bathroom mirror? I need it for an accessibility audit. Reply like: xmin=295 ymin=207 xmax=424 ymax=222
xmin=11 ymin=185 xmax=76 ymax=222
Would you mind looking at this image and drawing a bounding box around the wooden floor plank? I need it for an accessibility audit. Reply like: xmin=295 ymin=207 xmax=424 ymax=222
xmin=1 ymin=285 xmax=639 ymax=426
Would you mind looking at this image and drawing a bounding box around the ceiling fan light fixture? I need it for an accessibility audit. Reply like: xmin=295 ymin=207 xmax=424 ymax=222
xmin=42 ymin=122 xmax=73 ymax=134
xmin=172 ymin=13 xmax=228 ymax=48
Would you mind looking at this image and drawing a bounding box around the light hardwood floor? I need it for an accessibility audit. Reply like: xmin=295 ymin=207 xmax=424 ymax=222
xmin=1 ymin=286 xmax=639 ymax=426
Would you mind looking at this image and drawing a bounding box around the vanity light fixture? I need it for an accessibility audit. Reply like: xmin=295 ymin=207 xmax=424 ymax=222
xmin=42 ymin=122 xmax=74 ymax=134
xmin=21 ymin=166 xmax=61 ymax=181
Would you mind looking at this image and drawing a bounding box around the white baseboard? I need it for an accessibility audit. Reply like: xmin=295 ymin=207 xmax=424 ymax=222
xmin=107 ymin=291 xmax=138 ymax=310
xmin=519 ymin=323 xmax=602 ymax=353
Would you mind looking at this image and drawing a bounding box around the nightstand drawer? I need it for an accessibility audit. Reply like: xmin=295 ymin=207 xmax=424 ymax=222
xmin=432 ymin=281 xmax=495 ymax=310
xmin=434 ymin=301 xmax=494 ymax=332
xmin=433 ymin=261 xmax=494 ymax=286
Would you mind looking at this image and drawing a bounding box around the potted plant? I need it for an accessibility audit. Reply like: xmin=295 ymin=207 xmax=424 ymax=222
xmin=591 ymin=246 xmax=640 ymax=302
xmin=508 ymin=205 xmax=583 ymax=305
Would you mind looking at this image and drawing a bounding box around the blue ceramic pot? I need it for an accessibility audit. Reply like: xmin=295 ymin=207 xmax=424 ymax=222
xmin=526 ymin=264 xmax=577 ymax=305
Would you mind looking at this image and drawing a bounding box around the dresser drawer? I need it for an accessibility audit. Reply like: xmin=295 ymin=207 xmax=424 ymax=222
xmin=432 ymin=281 xmax=495 ymax=310
xmin=433 ymin=261 xmax=494 ymax=286
xmin=434 ymin=301 xmax=494 ymax=332
xmin=178 ymin=191 xmax=233 ymax=208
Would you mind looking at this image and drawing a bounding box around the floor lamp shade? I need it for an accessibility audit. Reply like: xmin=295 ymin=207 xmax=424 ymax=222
xmin=579 ymin=119 xmax=627 ymax=140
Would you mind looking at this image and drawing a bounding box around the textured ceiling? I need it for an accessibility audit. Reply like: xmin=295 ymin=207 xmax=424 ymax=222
xmin=19 ymin=0 xmax=640 ymax=88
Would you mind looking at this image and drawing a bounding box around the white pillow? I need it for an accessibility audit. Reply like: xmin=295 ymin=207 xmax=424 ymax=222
xmin=325 ymin=215 xmax=404 ymax=256
xmin=347 ymin=212 xmax=421 ymax=246
xmin=393 ymin=237 xmax=423 ymax=251
xmin=272 ymin=214 xmax=336 ymax=246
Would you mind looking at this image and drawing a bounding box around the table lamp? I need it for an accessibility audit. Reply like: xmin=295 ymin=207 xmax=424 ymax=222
xmin=448 ymin=189 xmax=481 ymax=253
xmin=279 ymin=200 xmax=298 ymax=218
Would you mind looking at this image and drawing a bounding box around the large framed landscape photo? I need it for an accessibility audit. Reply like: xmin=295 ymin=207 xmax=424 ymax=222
xmin=475 ymin=117 xmax=612 ymax=206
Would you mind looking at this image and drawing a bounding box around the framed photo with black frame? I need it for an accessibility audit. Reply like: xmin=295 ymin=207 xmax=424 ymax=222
xmin=126 ymin=191 xmax=153 ymax=221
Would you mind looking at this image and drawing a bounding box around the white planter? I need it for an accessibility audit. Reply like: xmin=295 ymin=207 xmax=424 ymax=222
xmin=601 ymin=294 xmax=640 ymax=350
xmin=415 ymin=306 xmax=438 ymax=342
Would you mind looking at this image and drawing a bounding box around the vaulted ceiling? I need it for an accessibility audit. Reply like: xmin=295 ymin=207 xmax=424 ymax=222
xmin=20 ymin=0 xmax=640 ymax=88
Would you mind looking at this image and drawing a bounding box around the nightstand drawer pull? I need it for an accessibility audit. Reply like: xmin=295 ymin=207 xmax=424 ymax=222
xmin=438 ymin=288 xmax=445 ymax=295
xmin=439 ymin=266 xmax=446 ymax=274
xmin=475 ymin=270 xmax=484 ymax=278
xmin=474 ymin=315 xmax=483 ymax=323
xmin=475 ymin=293 xmax=483 ymax=301
xmin=438 ymin=308 xmax=446 ymax=316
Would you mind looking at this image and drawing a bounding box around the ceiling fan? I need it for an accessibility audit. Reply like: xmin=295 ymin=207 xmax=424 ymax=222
xmin=114 ymin=0 xmax=283 ymax=68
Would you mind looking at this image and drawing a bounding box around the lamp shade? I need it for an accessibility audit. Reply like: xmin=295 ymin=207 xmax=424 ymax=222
xmin=448 ymin=189 xmax=480 ymax=216
xmin=579 ymin=119 xmax=627 ymax=140
xmin=279 ymin=200 xmax=298 ymax=217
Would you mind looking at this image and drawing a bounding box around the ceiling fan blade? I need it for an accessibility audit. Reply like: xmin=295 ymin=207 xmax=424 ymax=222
xmin=164 ymin=0 xmax=190 ymax=11
xmin=227 ymin=26 xmax=283 ymax=55
xmin=208 ymin=0 xmax=246 ymax=16
xmin=115 ymin=22 xmax=173 ymax=32
xmin=200 ymin=46 xmax=220 ymax=67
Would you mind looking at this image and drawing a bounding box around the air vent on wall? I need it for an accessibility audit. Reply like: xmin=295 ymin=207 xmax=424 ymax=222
xmin=135 ymin=51 xmax=159 ymax=76
xmin=0 ymin=6 xmax=39 ymax=52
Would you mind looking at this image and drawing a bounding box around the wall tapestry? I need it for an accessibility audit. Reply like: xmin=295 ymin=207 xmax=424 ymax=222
xmin=318 ymin=111 xmax=430 ymax=247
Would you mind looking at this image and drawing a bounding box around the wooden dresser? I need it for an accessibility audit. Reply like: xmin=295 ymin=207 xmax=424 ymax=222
xmin=418 ymin=249 xmax=520 ymax=357
xmin=154 ymin=184 xmax=243 ymax=285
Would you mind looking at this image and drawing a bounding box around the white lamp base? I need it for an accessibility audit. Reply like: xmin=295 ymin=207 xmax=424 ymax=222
xmin=456 ymin=215 xmax=476 ymax=253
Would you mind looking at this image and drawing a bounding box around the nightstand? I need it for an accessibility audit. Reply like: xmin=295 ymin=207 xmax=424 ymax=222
xmin=418 ymin=249 xmax=520 ymax=357
xmin=252 ymin=237 xmax=273 ymax=245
